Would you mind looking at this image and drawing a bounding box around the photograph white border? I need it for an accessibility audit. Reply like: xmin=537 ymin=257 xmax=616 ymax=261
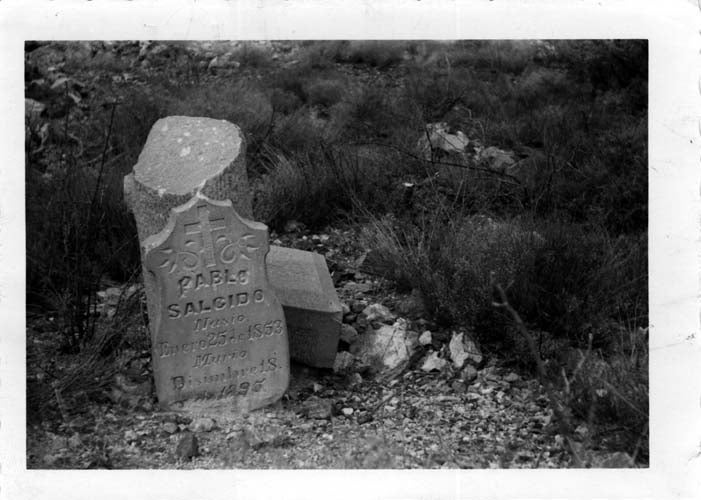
xmin=1 ymin=0 xmax=699 ymax=499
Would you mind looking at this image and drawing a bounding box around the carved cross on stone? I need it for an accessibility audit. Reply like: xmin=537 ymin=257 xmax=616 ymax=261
xmin=184 ymin=204 xmax=226 ymax=268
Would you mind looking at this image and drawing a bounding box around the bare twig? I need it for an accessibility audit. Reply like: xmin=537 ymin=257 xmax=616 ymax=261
xmin=371 ymin=390 xmax=396 ymax=414
xmin=591 ymin=375 xmax=647 ymax=419
xmin=630 ymin=421 xmax=649 ymax=464
xmin=52 ymin=381 xmax=70 ymax=426
xmin=491 ymin=276 xmax=584 ymax=467
xmin=351 ymin=140 xmax=524 ymax=186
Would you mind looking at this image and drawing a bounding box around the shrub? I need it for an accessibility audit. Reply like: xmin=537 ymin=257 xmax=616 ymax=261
xmin=267 ymin=66 xmax=310 ymax=103
xmin=565 ymin=326 xmax=649 ymax=460
xmin=27 ymin=283 xmax=147 ymax=422
xmin=305 ymin=78 xmax=347 ymax=108
xmin=508 ymin=223 xmax=647 ymax=346
xmin=110 ymin=89 xmax=168 ymax=164
xmin=360 ymin=212 xmax=541 ymax=329
xmin=164 ymin=80 xmax=273 ymax=165
xmin=360 ymin=212 xmax=646 ymax=345
xmin=231 ymin=42 xmax=273 ymax=68
xmin=297 ymin=41 xmax=347 ymax=69
xmin=253 ymin=144 xmax=402 ymax=230
xmin=403 ymin=66 xmax=477 ymax=123
xmin=515 ymin=68 xmax=571 ymax=109
xmin=344 ymin=85 xmax=418 ymax=143
xmin=268 ymin=107 xmax=329 ymax=153
xmin=451 ymin=40 xmax=537 ymax=74
xmin=26 ymin=158 xmax=138 ymax=349
xmin=340 ymin=41 xmax=406 ymax=68
xmin=270 ymin=88 xmax=303 ymax=115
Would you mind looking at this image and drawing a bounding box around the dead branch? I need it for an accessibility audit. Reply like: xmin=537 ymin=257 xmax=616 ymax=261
xmin=491 ymin=276 xmax=584 ymax=467
xmin=350 ymin=140 xmax=524 ymax=186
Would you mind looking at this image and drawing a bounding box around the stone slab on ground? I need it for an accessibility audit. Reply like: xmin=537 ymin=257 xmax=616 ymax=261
xmin=144 ymin=194 xmax=289 ymax=413
xmin=266 ymin=246 xmax=342 ymax=369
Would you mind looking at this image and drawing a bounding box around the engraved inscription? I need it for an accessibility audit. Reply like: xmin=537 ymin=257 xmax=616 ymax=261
xmin=144 ymin=195 xmax=289 ymax=411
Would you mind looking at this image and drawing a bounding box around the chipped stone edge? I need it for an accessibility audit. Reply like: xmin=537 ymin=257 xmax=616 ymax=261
xmin=133 ymin=117 xmax=244 ymax=198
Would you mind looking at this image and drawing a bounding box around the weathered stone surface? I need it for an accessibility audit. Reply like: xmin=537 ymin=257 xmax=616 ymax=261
xmin=266 ymin=246 xmax=342 ymax=368
xmin=421 ymin=351 xmax=447 ymax=372
xmin=144 ymin=194 xmax=289 ymax=413
xmin=362 ymin=303 xmax=395 ymax=324
xmin=417 ymin=122 xmax=469 ymax=160
xmin=448 ymin=331 xmax=483 ymax=369
xmin=340 ymin=324 xmax=358 ymax=344
xmin=418 ymin=330 xmax=432 ymax=346
xmin=351 ymin=318 xmax=414 ymax=372
xmin=461 ymin=365 xmax=478 ymax=383
xmin=124 ymin=116 xmax=253 ymax=246
xmin=189 ymin=417 xmax=216 ymax=433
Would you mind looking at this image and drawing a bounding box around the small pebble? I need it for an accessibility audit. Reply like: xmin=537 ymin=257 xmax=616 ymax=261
xmin=189 ymin=417 xmax=215 ymax=433
xmin=419 ymin=330 xmax=432 ymax=345
xmin=163 ymin=422 xmax=178 ymax=434
xmin=451 ymin=380 xmax=467 ymax=394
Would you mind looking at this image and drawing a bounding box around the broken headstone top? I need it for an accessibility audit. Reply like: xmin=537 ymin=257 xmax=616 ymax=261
xmin=134 ymin=116 xmax=244 ymax=196
xmin=125 ymin=115 xmax=252 ymax=245
xmin=144 ymin=194 xmax=289 ymax=413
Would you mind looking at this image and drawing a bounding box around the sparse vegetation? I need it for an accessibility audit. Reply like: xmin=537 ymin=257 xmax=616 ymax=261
xmin=25 ymin=40 xmax=648 ymax=467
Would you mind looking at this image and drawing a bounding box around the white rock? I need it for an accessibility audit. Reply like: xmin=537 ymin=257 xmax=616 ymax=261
xmin=449 ymin=332 xmax=483 ymax=368
xmin=362 ymin=303 xmax=395 ymax=323
xmin=189 ymin=417 xmax=216 ymax=433
xmin=417 ymin=122 xmax=470 ymax=160
xmin=464 ymin=337 xmax=483 ymax=366
xmin=462 ymin=365 xmax=478 ymax=383
xmin=449 ymin=332 xmax=470 ymax=369
xmin=333 ymin=351 xmax=356 ymax=373
xmin=341 ymin=408 xmax=354 ymax=416
xmin=477 ymin=146 xmax=516 ymax=172
xmin=421 ymin=351 xmax=448 ymax=372
xmin=419 ymin=330 xmax=432 ymax=346
xmin=350 ymin=318 xmax=413 ymax=371
xmin=340 ymin=324 xmax=358 ymax=344
xmin=163 ymin=422 xmax=178 ymax=434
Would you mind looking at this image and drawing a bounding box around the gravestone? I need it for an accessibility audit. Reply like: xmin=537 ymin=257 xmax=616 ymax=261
xmin=267 ymin=246 xmax=342 ymax=368
xmin=125 ymin=115 xmax=341 ymax=372
xmin=144 ymin=194 xmax=289 ymax=412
